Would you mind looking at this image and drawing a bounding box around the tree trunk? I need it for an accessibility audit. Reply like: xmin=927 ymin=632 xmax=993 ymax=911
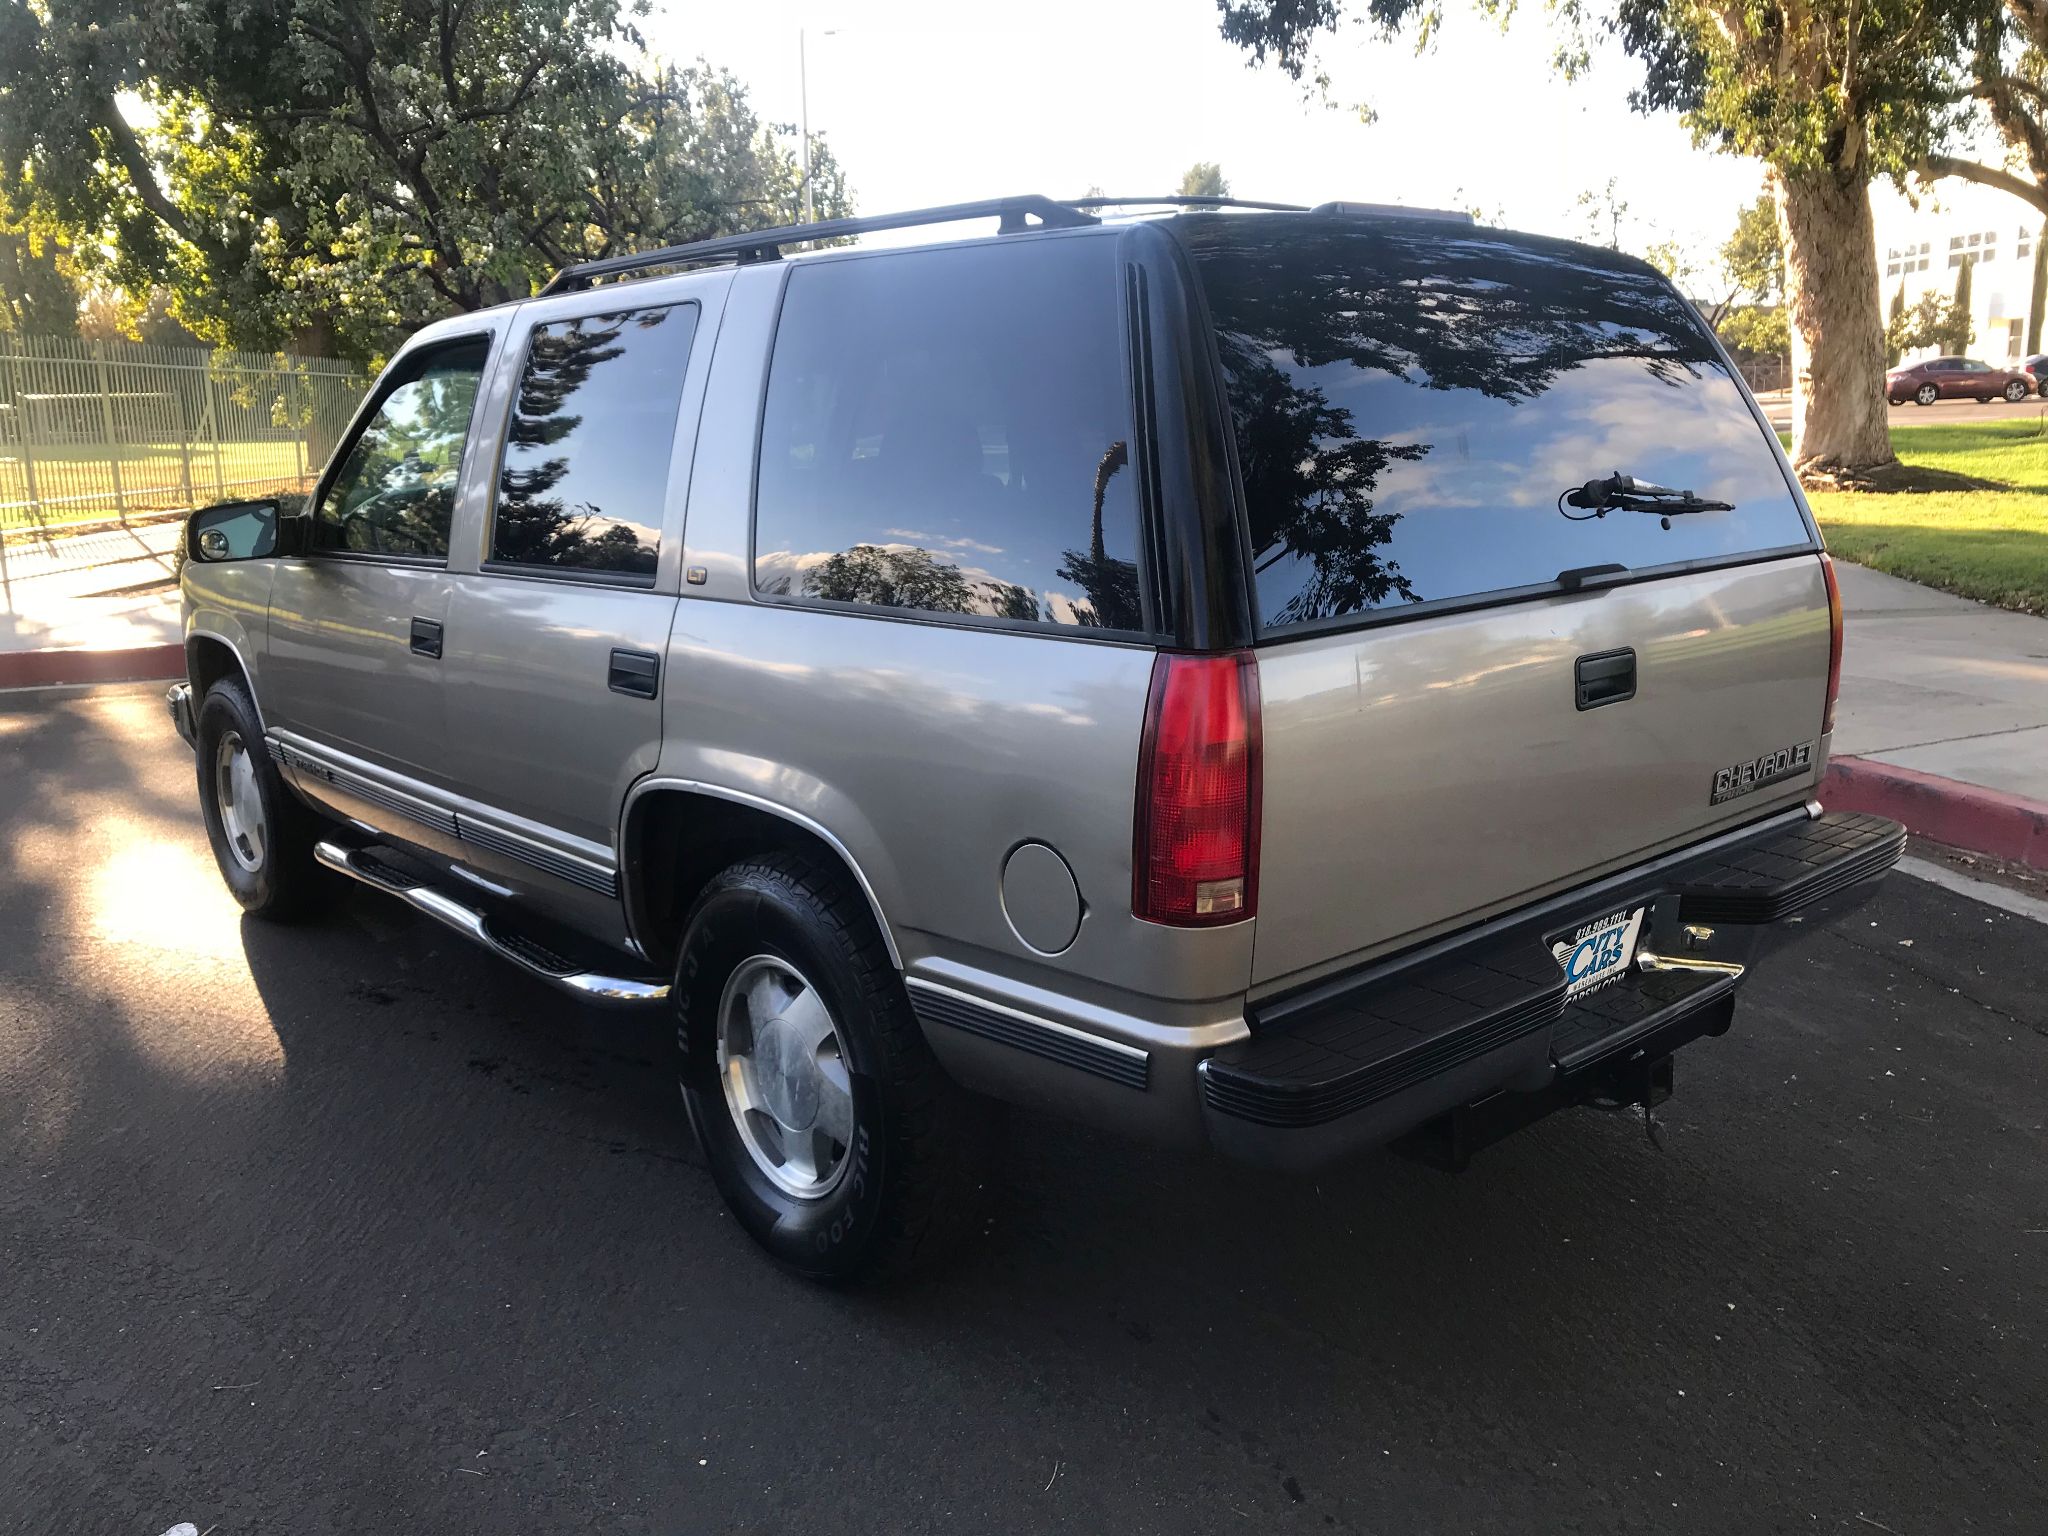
xmin=1773 ymin=165 xmax=1897 ymax=482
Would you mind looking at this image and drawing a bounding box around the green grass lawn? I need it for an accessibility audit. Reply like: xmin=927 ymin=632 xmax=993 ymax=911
xmin=1806 ymin=421 xmax=2048 ymax=615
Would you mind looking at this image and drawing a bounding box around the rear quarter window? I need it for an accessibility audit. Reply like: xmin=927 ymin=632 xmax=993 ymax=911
xmin=752 ymin=236 xmax=1145 ymax=633
xmin=1176 ymin=215 xmax=1812 ymax=633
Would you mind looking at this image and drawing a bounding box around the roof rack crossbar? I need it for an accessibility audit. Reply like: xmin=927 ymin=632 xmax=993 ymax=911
xmin=1064 ymin=195 xmax=1310 ymax=212
xmin=538 ymin=194 xmax=1099 ymax=296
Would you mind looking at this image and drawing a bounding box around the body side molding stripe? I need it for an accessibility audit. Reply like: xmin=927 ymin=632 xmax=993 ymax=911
xmin=906 ymin=977 xmax=1151 ymax=1090
xmin=272 ymin=732 xmax=620 ymax=896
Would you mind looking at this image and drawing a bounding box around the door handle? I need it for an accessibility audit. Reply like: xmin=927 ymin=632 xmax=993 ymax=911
xmin=608 ymin=648 xmax=659 ymax=699
xmin=1575 ymin=647 xmax=1635 ymax=710
xmin=410 ymin=618 xmax=444 ymax=658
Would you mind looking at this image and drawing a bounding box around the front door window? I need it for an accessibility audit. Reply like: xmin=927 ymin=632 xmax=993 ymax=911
xmin=316 ymin=339 xmax=490 ymax=559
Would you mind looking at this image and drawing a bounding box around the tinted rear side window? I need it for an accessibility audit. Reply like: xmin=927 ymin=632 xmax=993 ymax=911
xmin=754 ymin=237 xmax=1145 ymax=632
xmin=491 ymin=302 xmax=698 ymax=581
xmin=1178 ymin=215 xmax=1811 ymax=632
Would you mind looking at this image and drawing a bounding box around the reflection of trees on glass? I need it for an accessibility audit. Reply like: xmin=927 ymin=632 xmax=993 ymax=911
xmin=1215 ymin=336 xmax=1423 ymax=624
xmin=1055 ymin=440 xmax=1143 ymax=629
xmin=796 ymin=543 xmax=1044 ymax=621
xmin=320 ymin=349 xmax=484 ymax=558
xmin=1180 ymin=216 xmax=1721 ymax=625
xmin=803 ymin=545 xmax=973 ymax=612
xmin=494 ymin=308 xmax=672 ymax=576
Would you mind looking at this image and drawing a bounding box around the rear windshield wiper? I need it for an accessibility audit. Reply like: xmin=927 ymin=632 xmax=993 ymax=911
xmin=1561 ymin=473 xmax=1734 ymax=523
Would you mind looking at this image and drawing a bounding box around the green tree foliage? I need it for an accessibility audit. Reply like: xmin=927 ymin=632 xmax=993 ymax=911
xmin=0 ymin=0 xmax=850 ymax=363
xmin=1922 ymin=0 xmax=2048 ymax=219
xmin=1948 ymin=253 xmax=1976 ymax=351
xmin=1718 ymin=305 xmax=1791 ymax=357
xmin=1722 ymin=195 xmax=1784 ymax=306
xmin=0 ymin=193 xmax=78 ymax=336
xmin=1887 ymin=288 xmax=1969 ymax=354
xmin=1178 ymin=161 xmax=1231 ymax=197
xmin=1709 ymin=193 xmax=1789 ymax=357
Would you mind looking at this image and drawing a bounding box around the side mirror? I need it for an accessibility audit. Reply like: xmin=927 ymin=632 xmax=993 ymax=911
xmin=185 ymin=496 xmax=311 ymax=563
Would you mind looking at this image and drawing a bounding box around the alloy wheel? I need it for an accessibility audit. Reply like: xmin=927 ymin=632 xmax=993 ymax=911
xmin=213 ymin=729 xmax=268 ymax=873
xmin=716 ymin=955 xmax=856 ymax=1200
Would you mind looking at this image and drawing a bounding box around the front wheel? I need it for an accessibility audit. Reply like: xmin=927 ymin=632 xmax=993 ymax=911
xmin=1915 ymin=384 xmax=1939 ymax=406
xmin=2005 ymin=379 xmax=2030 ymax=403
xmin=675 ymin=853 xmax=996 ymax=1282
xmin=194 ymin=677 xmax=324 ymax=919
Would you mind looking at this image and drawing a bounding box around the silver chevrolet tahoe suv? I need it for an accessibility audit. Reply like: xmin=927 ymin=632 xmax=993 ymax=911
xmin=171 ymin=195 xmax=1905 ymax=1280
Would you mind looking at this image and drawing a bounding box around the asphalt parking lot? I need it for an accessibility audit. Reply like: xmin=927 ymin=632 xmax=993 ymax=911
xmin=3 ymin=683 xmax=2043 ymax=1534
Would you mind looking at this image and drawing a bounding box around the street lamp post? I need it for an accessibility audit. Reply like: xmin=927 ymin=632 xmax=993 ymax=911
xmin=800 ymin=28 xmax=812 ymax=224
xmin=799 ymin=27 xmax=836 ymax=224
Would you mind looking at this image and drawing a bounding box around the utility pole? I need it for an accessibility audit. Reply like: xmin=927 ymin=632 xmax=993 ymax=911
xmin=800 ymin=28 xmax=813 ymax=224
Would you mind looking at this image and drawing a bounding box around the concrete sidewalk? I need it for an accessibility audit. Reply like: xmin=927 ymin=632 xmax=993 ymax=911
xmin=1827 ymin=561 xmax=2048 ymax=868
xmin=1831 ymin=561 xmax=2048 ymax=802
xmin=0 ymin=520 xmax=183 ymax=685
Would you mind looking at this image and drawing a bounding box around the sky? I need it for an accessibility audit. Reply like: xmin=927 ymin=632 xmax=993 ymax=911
xmin=643 ymin=0 xmax=1775 ymax=274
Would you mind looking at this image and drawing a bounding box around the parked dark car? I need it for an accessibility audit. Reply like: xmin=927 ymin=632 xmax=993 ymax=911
xmin=1885 ymin=355 xmax=2036 ymax=405
xmin=2023 ymin=353 xmax=2048 ymax=398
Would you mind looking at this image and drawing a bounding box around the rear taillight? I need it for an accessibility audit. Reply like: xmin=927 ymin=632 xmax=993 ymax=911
xmin=1821 ymin=552 xmax=1844 ymax=733
xmin=1133 ymin=651 xmax=1261 ymax=927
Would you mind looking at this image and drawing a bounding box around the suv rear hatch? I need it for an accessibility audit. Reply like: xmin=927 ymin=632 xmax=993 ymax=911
xmin=1173 ymin=213 xmax=1832 ymax=988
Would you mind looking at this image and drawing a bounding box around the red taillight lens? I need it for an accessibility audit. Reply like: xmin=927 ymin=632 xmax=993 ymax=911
xmin=1133 ymin=651 xmax=1261 ymax=927
xmin=1821 ymin=552 xmax=1844 ymax=733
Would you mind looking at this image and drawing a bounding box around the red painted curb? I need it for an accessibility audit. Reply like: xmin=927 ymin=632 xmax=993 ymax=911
xmin=0 ymin=644 xmax=186 ymax=691
xmin=1825 ymin=755 xmax=2048 ymax=871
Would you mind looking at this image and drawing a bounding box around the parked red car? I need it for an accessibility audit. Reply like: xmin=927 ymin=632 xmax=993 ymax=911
xmin=1885 ymin=355 xmax=2037 ymax=405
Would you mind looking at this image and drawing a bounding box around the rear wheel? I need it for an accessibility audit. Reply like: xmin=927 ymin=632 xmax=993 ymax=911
xmin=2004 ymin=379 xmax=2030 ymax=403
xmin=194 ymin=677 xmax=324 ymax=919
xmin=675 ymin=853 xmax=996 ymax=1282
xmin=1914 ymin=384 xmax=1939 ymax=406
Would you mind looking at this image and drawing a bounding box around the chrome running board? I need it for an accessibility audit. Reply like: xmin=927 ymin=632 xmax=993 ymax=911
xmin=313 ymin=839 xmax=669 ymax=1006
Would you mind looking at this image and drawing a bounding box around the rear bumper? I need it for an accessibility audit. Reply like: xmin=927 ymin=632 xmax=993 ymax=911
xmin=1197 ymin=808 xmax=1905 ymax=1170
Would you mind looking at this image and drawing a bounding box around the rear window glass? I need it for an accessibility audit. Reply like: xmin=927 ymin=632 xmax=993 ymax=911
xmin=1178 ymin=216 xmax=1811 ymax=632
xmin=753 ymin=237 xmax=1144 ymax=632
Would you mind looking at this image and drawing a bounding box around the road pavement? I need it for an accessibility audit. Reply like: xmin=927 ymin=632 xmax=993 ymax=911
xmin=2 ymin=684 xmax=2044 ymax=1534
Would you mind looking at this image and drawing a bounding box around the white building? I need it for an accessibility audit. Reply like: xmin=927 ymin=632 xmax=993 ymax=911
xmin=1874 ymin=179 xmax=2045 ymax=363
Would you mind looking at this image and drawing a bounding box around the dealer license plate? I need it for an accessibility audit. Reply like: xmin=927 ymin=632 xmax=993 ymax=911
xmin=1551 ymin=907 xmax=1647 ymax=1000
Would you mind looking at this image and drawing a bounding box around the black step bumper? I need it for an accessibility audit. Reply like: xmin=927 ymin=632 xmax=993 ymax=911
xmin=1200 ymin=808 xmax=1905 ymax=1169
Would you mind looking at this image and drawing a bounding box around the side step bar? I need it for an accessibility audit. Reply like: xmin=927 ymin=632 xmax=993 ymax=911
xmin=313 ymin=840 xmax=669 ymax=1006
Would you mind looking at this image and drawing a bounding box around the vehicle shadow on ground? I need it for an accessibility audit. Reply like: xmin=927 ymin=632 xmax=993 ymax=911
xmin=222 ymin=874 xmax=2048 ymax=1531
xmin=11 ymin=686 xmax=2041 ymax=1531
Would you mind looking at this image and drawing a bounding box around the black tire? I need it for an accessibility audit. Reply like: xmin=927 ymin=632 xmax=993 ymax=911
xmin=1914 ymin=384 xmax=1939 ymax=406
xmin=194 ymin=676 xmax=324 ymax=920
xmin=2005 ymin=379 xmax=2030 ymax=403
xmin=675 ymin=852 xmax=996 ymax=1283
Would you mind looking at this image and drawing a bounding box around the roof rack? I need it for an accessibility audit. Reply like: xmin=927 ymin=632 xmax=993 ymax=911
xmin=1311 ymin=200 xmax=1475 ymax=224
xmin=1065 ymin=195 xmax=1310 ymax=213
xmin=538 ymin=194 xmax=1099 ymax=296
